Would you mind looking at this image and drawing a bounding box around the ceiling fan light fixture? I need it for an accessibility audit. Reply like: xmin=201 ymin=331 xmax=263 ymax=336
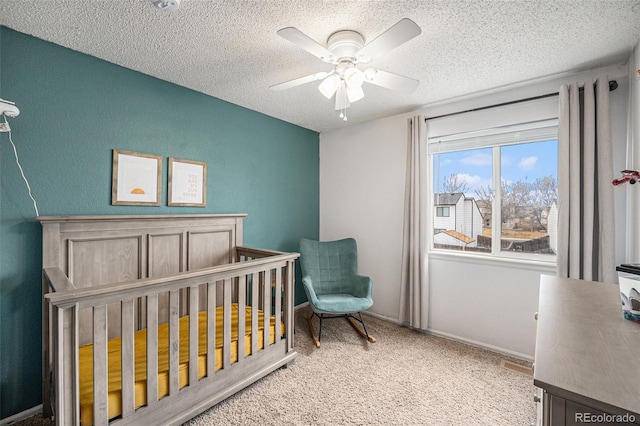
xmin=334 ymin=81 xmax=350 ymax=110
xmin=318 ymin=74 xmax=340 ymax=99
xmin=347 ymin=84 xmax=364 ymax=103
xmin=273 ymin=18 xmax=422 ymax=121
xmin=344 ymin=66 xmax=364 ymax=88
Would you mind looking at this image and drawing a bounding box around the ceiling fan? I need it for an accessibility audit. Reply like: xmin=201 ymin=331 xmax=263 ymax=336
xmin=270 ymin=18 xmax=422 ymax=121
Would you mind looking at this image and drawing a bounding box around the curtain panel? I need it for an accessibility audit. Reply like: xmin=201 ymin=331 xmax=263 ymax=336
xmin=557 ymin=77 xmax=615 ymax=282
xmin=399 ymin=115 xmax=429 ymax=329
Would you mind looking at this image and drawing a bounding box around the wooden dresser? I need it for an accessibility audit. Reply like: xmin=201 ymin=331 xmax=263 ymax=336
xmin=534 ymin=275 xmax=640 ymax=425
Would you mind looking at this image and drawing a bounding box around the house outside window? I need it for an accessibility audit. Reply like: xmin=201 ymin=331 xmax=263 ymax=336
xmin=428 ymin=119 xmax=558 ymax=260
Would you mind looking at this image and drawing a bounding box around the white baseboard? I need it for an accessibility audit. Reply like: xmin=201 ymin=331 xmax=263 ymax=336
xmin=294 ymin=301 xmax=309 ymax=310
xmin=0 ymin=405 xmax=42 ymax=425
xmin=425 ymin=328 xmax=534 ymax=362
xmin=363 ymin=310 xmax=534 ymax=362
xmin=363 ymin=310 xmax=403 ymax=325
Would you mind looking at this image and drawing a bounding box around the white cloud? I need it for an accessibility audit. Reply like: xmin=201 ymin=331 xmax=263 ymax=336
xmin=461 ymin=153 xmax=492 ymax=166
xmin=455 ymin=173 xmax=483 ymax=187
xmin=455 ymin=173 xmax=493 ymax=194
xmin=518 ymin=156 xmax=538 ymax=170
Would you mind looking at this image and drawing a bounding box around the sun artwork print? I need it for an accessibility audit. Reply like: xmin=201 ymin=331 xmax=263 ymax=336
xmin=118 ymin=154 xmax=157 ymax=202
xmin=112 ymin=149 xmax=161 ymax=205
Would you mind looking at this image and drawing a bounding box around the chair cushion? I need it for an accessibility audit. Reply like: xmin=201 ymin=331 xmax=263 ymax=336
xmin=313 ymin=293 xmax=373 ymax=314
xmin=299 ymin=238 xmax=358 ymax=296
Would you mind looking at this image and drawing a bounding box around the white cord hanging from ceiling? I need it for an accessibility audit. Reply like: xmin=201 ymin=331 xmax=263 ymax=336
xmin=0 ymin=101 xmax=40 ymax=217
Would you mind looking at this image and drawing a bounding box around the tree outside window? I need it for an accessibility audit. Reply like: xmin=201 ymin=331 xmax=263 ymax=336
xmin=429 ymin=121 xmax=558 ymax=259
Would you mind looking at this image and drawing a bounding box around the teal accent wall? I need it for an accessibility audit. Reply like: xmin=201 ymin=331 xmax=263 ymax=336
xmin=0 ymin=27 xmax=318 ymax=419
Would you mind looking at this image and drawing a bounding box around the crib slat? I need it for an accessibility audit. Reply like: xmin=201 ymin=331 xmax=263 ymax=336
xmin=146 ymin=294 xmax=159 ymax=406
xmin=121 ymin=300 xmax=135 ymax=418
xmin=223 ymin=279 xmax=232 ymax=368
xmin=54 ymin=305 xmax=80 ymax=426
xmin=237 ymin=275 xmax=246 ymax=364
xmin=207 ymin=282 xmax=216 ymax=377
xmin=188 ymin=285 xmax=198 ymax=385
xmin=274 ymin=267 xmax=282 ymax=343
xmin=169 ymin=290 xmax=180 ymax=395
xmin=251 ymin=272 xmax=259 ymax=356
xmin=93 ymin=305 xmax=109 ymax=425
xmin=286 ymin=260 xmax=295 ymax=351
xmin=263 ymin=269 xmax=271 ymax=349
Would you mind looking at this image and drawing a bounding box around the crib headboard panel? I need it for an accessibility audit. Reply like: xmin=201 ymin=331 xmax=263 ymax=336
xmin=39 ymin=214 xmax=246 ymax=344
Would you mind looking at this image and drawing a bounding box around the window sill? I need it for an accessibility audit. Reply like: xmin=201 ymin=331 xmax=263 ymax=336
xmin=428 ymin=249 xmax=557 ymax=272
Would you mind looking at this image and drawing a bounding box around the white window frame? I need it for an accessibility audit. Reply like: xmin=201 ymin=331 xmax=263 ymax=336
xmin=436 ymin=206 xmax=450 ymax=217
xmin=427 ymin=118 xmax=558 ymax=264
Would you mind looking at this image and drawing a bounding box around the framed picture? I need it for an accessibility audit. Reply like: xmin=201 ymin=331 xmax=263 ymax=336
xmin=168 ymin=157 xmax=207 ymax=207
xmin=111 ymin=149 xmax=162 ymax=206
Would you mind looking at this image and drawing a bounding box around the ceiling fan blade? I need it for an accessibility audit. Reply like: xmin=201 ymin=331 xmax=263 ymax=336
xmin=270 ymin=72 xmax=330 ymax=91
xmin=364 ymin=68 xmax=419 ymax=93
xmin=277 ymin=27 xmax=336 ymax=63
xmin=355 ymin=18 xmax=421 ymax=63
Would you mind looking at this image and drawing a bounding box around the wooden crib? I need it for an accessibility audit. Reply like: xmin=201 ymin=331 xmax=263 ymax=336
xmin=39 ymin=214 xmax=299 ymax=425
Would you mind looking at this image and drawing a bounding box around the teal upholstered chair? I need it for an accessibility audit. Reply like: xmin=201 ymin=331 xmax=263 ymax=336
xmin=299 ymin=238 xmax=376 ymax=348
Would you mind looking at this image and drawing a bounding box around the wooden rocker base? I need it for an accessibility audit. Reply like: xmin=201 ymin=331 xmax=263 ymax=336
xmin=307 ymin=309 xmax=321 ymax=348
xmin=306 ymin=309 xmax=376 ymax=348
xmin=346 ymin=315 xmax=377 ymax=343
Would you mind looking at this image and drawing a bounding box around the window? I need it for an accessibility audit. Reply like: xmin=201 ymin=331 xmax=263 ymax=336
xmin=436 ymin=206 xmax=450 ymax=217
xmin=429 ymin=119 xmax=558 ymax=260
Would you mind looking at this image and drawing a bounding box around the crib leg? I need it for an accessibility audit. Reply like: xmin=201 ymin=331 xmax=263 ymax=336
xmin=306 ymin=309 xmax=321 ymax=348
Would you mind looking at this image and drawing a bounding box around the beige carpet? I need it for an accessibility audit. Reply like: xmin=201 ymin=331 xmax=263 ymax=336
xmin=14 ymin=308 xmax=536 ymax=426
xmin=185 ymin=308 xmax=536 ymax=426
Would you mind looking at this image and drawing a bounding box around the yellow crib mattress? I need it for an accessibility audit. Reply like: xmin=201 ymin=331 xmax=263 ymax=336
xmin=78 ymin=304 xmax=282 ymax=425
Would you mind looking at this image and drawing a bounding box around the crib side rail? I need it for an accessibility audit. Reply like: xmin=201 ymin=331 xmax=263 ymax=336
xmin=236 ymin=246 xmax=289 ymax=260
xmin=46 ymin=252 xmax=297 ymax=307
xmin=44 ymin=267 xmax=76 ymax=292
xmin=45 ymin=249 xmax=298 ymax=426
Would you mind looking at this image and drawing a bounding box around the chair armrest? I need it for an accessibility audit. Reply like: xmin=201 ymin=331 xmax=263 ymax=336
xmin=350 ymin=275 xmax=373 ymax=299
xmin=302 ymin=276 xmax=321 ymax=306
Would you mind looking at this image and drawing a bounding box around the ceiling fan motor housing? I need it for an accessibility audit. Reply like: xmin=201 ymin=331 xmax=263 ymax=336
xmin=327 ymin=30 xmax=365 ymax=62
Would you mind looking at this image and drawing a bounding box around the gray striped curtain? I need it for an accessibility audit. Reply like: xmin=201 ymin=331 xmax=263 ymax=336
xmin=556 ymin=77 xmax=615 ymax=282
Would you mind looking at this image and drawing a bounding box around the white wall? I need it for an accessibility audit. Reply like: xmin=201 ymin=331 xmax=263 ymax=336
xmin=320 ymin=114 xmax=408 ymax=319
xmin=320 ymin=63 xmax=630 ymax=360
xmin=627 ymin=41 xmax=640 ymax=261
xmin=428 ymin=255 xmax=546 ymax=357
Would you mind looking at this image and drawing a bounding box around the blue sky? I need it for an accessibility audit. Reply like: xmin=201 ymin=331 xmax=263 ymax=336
xmin=433 ymin=139 xmax=558 ymax=198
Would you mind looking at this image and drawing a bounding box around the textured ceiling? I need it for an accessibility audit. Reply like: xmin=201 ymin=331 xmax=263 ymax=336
xmin=1 ymin=0 xmax=639 ymax=133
